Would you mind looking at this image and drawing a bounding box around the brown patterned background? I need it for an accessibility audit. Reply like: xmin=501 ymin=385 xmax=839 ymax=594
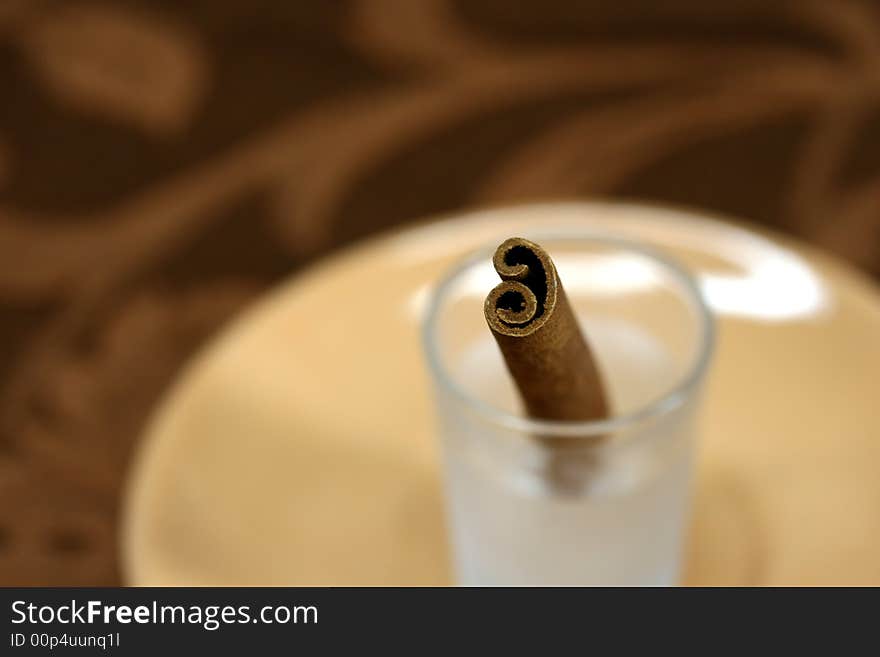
xmin=1 ymin=0 xmax=879 ymax=585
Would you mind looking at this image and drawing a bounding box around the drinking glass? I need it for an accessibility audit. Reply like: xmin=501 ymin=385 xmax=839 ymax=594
xmin=422 ymin=232 xmax=715 ymax=585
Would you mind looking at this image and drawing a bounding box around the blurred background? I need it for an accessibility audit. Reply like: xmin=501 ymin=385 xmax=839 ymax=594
xmin=1 ymin=0 xmax=879 ymax=585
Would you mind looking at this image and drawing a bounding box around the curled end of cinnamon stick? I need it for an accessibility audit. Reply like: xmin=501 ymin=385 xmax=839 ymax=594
xmin=484 ymin=237 xmax=559 ymax=337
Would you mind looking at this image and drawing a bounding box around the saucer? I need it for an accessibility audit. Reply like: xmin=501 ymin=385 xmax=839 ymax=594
xmin=121 ymin=202 xmax=880 ymax=585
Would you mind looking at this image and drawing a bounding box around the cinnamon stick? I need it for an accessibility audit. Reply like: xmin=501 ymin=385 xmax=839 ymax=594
xmin=484 ymin=237 xmax=609 ymax=493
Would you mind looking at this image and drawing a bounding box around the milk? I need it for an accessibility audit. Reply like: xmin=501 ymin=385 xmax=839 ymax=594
xmin=438 ymin=317 xmax=697 ymax=586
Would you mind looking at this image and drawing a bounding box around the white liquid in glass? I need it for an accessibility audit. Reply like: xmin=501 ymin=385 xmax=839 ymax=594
xmin=440 ymin=317 xmax=695 ymax=586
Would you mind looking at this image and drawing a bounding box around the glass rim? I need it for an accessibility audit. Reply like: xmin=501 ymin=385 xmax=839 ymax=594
xmin=421 ymin=229 xmax=716 ymax=438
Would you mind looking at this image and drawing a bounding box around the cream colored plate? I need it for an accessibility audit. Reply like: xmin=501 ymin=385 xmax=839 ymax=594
xmin=121 ymin=202 xmax=880 ymax=586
